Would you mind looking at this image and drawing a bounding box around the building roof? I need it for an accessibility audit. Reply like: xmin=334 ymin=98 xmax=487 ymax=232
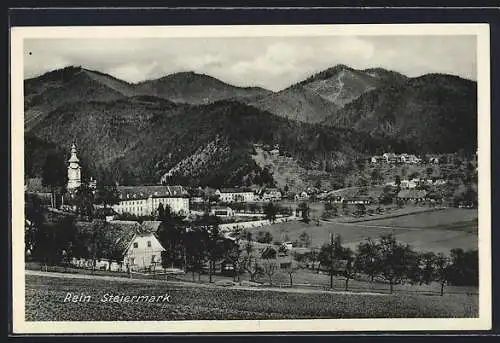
xmin=117 ymin=185 xmax=188 ymax=200
xmin=75 ymin=220 xmax=147 ymax=259
xmin=219 ymin=188 xmax=254 ymax=194
xmin=397 ymin=189 xmax=427 ymax=199
xmin=141 ymin=220 xmax=162 ymax=233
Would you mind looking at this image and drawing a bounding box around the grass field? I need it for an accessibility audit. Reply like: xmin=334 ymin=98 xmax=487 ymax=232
xmin=249 ymin=208 xmax=478 ymax=254
xmin=25 ymin=274 xmax=478 ymax=321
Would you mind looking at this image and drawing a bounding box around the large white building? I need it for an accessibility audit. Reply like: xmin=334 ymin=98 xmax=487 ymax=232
xmin=112 ymin=185 xmax=189 ymax=217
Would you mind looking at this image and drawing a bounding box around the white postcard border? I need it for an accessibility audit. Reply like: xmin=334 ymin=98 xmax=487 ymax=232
xmin=10 ymin=23 xmax=492 ymax=334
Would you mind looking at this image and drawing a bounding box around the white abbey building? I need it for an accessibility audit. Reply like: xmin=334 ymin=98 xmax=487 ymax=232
xmin=112 ymin=185 xmax=190 ymax=217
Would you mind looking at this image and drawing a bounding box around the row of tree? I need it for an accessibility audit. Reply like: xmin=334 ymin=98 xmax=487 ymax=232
xmin=294 ymin=234 xmax=478 ymax=294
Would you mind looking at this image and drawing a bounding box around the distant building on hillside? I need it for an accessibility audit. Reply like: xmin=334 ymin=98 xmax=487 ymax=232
xmin=112 ymin=185 xmax=189 ymax=217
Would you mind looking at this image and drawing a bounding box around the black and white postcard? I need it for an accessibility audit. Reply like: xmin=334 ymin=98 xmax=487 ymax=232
xmin=10 ymin=23 xmax=491 ymax=333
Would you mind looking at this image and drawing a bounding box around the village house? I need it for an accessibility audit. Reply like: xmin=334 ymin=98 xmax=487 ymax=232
xmin=382 ymin=152 xmax=399 ymax=163
xmin=112 ymin=185 xmax=189 ymax=217
xmin=261 ymin=188 xmax=283 ymax=202
xmin=209 ymin=206 xmax=235 ymax=217
xmin=370 ymin=156 xmax=383 ymax=164
xmin=215 ymin=188 xmax=256 ymax=203
xmin=72 ymin=220 xmax=166 ymax=272
xmin=400 ymin=179 xmax=417 ymax=189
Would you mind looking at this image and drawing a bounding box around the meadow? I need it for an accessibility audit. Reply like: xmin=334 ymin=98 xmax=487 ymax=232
xmin=25 ymin=274 xmax=478 ymax=321
xmin=249 ymin=208 xmax=478 ymax=254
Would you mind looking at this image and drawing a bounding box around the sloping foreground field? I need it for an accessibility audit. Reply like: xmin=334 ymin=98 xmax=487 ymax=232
xmin=25 ymin=275 xmax=477 ymax=321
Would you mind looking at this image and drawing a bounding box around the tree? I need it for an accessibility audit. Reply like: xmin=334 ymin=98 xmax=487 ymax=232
xmin=354 ymin=238 xmax=381 ymax=282
xmin=262 ymin=259 xmax=278 ymax=285
xmin=298 ymin=202 xmax=310 ymax=223
xmin=434 ymin=253 xmax=452 ymax=296
xmin=95 ymin=181 xmax=120 ymax=209
xmin=74 ymin=183 xmax=95 ymax=220
xmin=261 ymin=246 xmax=277 ymax=285
xmin=242 ymin=231 xmax=261 ymax=282
xmin=301 ymin=248 xmax=320 ymax=272
xmin=319 ymin=234 xmax=349 ymax=289
xmin=278 ymin=244 xmax=288 ymax=256
xmin=263 ymin=202 xmax=278 ymax=223
xmin=224 ymin=228 xmax=245 ymax=282
xmin=370 ymin=168 xmax=383 ymax=185
xmin=198 ymin=215 xmax=225 ymax=283
xmin=256 ymin=230 xmax=273 ymax=244
xmin=261 ymin=246 xmax=277 ymax=260
xmin=426 ymin=167 xmax=434 ymax=179
xmin=418 ymin=252 xmax=437 ymax=285
xmin=447 ymin=248 xmax=478 ymax=287
xmin=42 ymin=152 xmax=68 ymax=208
xmin=184 ymin=227 xmax=206 ymax=281
xmin=343 ymin=248 xmax=356 ymax=291
xmin=298 ymin=231 xmax=311 ymax=248
xmin=157 ymin=204 xmax=186 ymax=269
xmin=354 ymin=203 xmax=366 ymax=217
xmin=394 ymin=175 xmax=402 ymax=192
xmin=379 ymin=185 xmax=397 ymax=205
xmin=377 ymin=234 xmax=417 ymax=293
xmin=86 ymin=219 xmax=108 ymax=272
xmin=285 ymin=261 xmax=300 ymax=287
xmin=157 ymin=203 xmax=165 ymax=220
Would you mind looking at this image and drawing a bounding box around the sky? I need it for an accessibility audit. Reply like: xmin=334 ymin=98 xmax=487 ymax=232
xmin=23 ymin=35 xmax=477 ymax=91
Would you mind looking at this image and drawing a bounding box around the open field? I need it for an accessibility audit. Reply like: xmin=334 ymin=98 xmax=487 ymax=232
xmin=248 ymin=208 xmax=478 ymax=254
xmin=356 ymin=208 xmax=478 ymax=231
xmin=25 ymin=274 xmax=478 ymax=321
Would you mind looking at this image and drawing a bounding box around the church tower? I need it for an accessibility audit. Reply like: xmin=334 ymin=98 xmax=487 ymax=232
xmin=67 ymin=143 xmax=81 ymax=191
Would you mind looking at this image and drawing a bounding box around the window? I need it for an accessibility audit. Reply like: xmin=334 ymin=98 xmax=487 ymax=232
xmin=147 ymin=241 xmax=152 ymax=248
xmin=133 ymin=242 xmax=138 ymax=248
xmin=151 ymin=255 xmax=156 ymax=262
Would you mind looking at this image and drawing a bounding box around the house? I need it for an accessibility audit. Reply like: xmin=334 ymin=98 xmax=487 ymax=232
xmin=344 ymin=196 xmax=373 ymax=205
xmin=400 ymin=179 xmax=417 ymax=189
xmin=383 ymin=153 xmax=398 ymax=163
xmin=262 ymin=188 xmax=282 ymax=202
xmin=73 ymin=220 xmax=166 ymax=272
xmin=282 ymin=241 xmax=293 ymax=250
xmin=407 ymin=154 xmax=421 ymax=164
xmin=216 ymin=188 xmax=256 ymax=203
xmin=371 ymin=156 xmax=383 ymax=164
xmin=429 ymin=156 xmax=440 ymax=164
xmin=400 ymin=153 xmax=409 ymax=163
xmin=112 ymin=185 xmax=189 ymax=217
xmin=326 ymin=195 xmax=344 ymax=203
xmin=397 ymin=189 xmax=427 ymax=203
xmin=294 ymin=191 xmax=309 ymax=201
xmin=210 ymin=206 xmax=235 ymax=217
